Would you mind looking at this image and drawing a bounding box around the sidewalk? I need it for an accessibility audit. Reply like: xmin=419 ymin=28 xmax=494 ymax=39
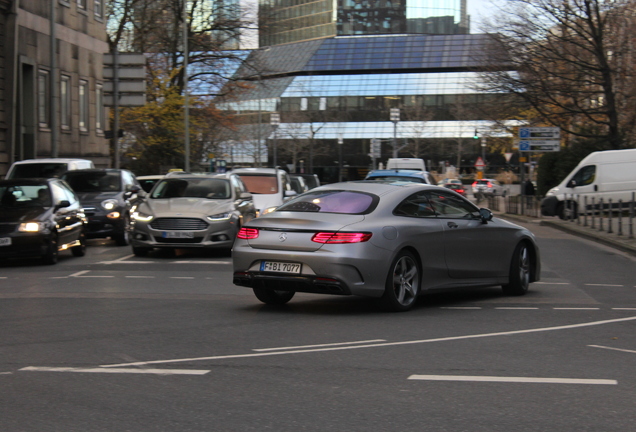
xmin=496 ymin=211 xmax=636 ymax=257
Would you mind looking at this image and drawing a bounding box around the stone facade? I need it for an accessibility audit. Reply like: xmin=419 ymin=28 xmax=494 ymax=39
xmin=0 ymin=0 xmax=110 ymax=176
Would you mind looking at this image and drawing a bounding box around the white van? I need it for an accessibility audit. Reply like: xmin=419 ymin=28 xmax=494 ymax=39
xmin=6 ymin=158 xmax=95 ymax=179
xmin=232 ymin=168 xmax=297 ymax=215
xmin=385 ymin=158 xmax=426 ymax=171
xmin=541 ymin=149 xmax=636 ymax=219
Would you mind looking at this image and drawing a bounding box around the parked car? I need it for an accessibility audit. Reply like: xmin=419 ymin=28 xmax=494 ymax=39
xmin=437 ymin=178 xmax=462 ymax=187
xmin=289 ymin=174 xmax=310 ymax=195
xmin=297 ymin=173 xmax=321 ymax=190
xmin=5 ymin=158 xmax=94 ymax=179
xmin=233 ymin=182 xmax=541 ymax=311
xmin=364 ymin=169 xmax=436 ymax=185
xmin=137 ymin=175 xmax=165 ymax=193
xmin=232 ymin=168 xmax=296 ymax=215
xmin=443 ymin=183 xmax=467 ymax=197
xmin=0 ymin=178 xmax=87 ymax=264
xmin=63 ymin=169 xmax=144 ymax=246
xmin=129 ymin=172 xmax=256 ymax=256
xmin=472 ymin=179 xmax=506 ymax=196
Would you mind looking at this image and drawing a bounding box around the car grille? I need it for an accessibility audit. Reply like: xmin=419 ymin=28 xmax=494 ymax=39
xmin=150 ymin=218 xmax=208 ymax=231
xmin=154 ymin=237 xmax=203 ymax=244
xmin=0 ymin=224 xmax=17 ymax=235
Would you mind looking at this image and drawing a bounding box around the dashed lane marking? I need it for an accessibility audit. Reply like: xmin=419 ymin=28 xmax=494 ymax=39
xmin=407 ymin=375 xmax=617 ymax=385
xmin=19 ymin=366 xmax=209 ymax=375
xmin=588 ymin=345 xmax=636 ymax=355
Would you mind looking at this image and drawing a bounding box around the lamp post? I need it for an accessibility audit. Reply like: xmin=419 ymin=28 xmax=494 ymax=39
xmin=390 ymin=108 xmax=400 ymax=158
xmin=270 ymin=112 xmax=280 ymax=168
xmin=183 ymin=0 xmax=190 ymax=172
xmin=338 ymin=135 xmax=343 ymax=182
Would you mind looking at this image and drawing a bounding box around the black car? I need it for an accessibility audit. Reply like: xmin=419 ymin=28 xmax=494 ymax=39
xmin=0 ymin=178 xmax=87 ymax=264
xmin=63 ymin=169 xmax=144 ymax=246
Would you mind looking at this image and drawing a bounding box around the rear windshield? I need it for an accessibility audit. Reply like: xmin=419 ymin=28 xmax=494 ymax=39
xmin=9 ymin=163 xmax=67 ymax=179
xmin=366 ymin=175 xmax=425 ymax=183
xmin=65 ymin=171 xmax=122 ymax=192
xmin=236 ymin=174 xmax=278 ymax=194
xmin=151 ymin=178 xmax=230 ymax=199
xmin=276 ymin=190 xmax=378 ymax=214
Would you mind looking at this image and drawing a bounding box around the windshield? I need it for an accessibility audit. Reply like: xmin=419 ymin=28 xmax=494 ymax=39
xmin=150 ymin=178 xmax=230 ymax=199
xmin=276 ymin=190 xmax=377 ymax=214
xmin=65 ymin=171 xmax=121 ymax=192
xmin=10 ymin=163 xmax=67 ymax=179
xmin=236 ymin=174 xmax=279 ymax=194
xmin=0 ymin=184 xmax=51 ymax=207
xmin=366 ymin=175 xmax=425 ymax=183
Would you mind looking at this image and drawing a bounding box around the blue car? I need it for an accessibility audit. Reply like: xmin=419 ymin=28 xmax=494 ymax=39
xmin=364 ymin=169 xmax=437 ymax=185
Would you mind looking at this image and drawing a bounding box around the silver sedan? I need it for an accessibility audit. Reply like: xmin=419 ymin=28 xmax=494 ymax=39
xmin=232 ymin=182 xmax=541 ymax=312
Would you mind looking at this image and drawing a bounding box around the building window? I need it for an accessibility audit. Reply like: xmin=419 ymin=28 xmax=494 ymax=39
xmin=94 ymin=0 xmax=103 ymax=18
xmin=38 ymin=70 xmax=50 ymax=128
xmin=79 ymin=79 xmax=89 ymax=132
xmin=96 ymin=83 xmax=104 ymax=132
xmin=78 ymin=0 xmax=87 ymax=10
xmin=60 ymin=75 xmax=71 ymax=130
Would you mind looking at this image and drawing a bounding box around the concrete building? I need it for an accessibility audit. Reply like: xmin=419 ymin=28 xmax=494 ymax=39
xmin=0 ymin=0 xmax=110 ymax=176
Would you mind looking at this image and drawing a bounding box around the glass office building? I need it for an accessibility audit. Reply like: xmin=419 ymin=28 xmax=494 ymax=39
xmin=218 ymin=33 xmax=517 ymax=181
xmin=259 ymin=0 xmax=468 ymax=47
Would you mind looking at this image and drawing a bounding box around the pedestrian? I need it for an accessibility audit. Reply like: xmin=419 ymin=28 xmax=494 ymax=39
xmin=524 ymin=179 xmax=535 ymax=206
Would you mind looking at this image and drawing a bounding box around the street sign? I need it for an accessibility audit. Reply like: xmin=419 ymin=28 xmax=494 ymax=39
xmin=518 ymin=140 xmax=560 ymax=152
xmin=518 ymin=127 xmax=560 ymax=139
xmin=270 ymin=113 xmax=280 ymax=126
xmin=370 ymin=139 xmax=381 ymax=158
xmin=474 ymin=156 xmax=485 ymax=168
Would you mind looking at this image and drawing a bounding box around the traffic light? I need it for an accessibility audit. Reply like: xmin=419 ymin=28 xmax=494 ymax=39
xmin=473 ymin=129 xmax=479 ymax=139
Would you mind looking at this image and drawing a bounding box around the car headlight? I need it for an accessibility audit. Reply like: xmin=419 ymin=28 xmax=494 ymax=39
xmin=19 ymin=222 xmax=44 ymax=232
xmin=207 ymin=212 xmax=231 ymax=221
xmin=132 ymin=211 xmax=154 ymax=222
xmin=546 ymin=188 xmax=558 ymax=197
xmin=101 ymin=199 xmax=119 ymax=211
xmin=259 ymin=206 xmax=278 ymax=216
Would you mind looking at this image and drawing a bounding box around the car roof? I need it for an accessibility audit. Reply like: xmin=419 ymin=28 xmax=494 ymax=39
xmin=312 ymin=180 xmax=435 ymax=195
xmin=366 ymin=169 xmax=428 ymax=178
xmin=231 ymin=167 xmax=284 ymax=175
xmin=163 ymin=172 xmax=234 ymax=179
xmin=10 ymin=158 xmax=92 ymax=164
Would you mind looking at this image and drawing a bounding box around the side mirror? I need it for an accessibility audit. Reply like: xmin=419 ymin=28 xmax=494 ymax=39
xmin=479 ymin=208 xmax=493 ymax=223
xmin=566 ymin=179 xmax=577 ymax=188
xmin=239 ymin=192 xmax=253 ymax=200
xmin=284 ymin=190 xmax=297 ymax=198
xmin=56 ymin=200 xmax=71 ymax=210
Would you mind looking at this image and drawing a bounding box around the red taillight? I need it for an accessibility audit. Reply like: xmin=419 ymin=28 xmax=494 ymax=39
xmin=457 ymin=188 xmax=465 ymax=194
xmin=311 ymin=232 xmax=372 ymax=244
xmin=487 ymin=182 xmax=493 ymax=188
xmin=237 ymin=227 xmax=259 ymax=239
xmin=472 ymin=181 xmax=477 ymax=186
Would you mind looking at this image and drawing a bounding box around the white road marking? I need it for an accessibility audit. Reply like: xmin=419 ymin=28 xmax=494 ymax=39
xmin=99 ymin=315 xmax=636 ymax=368
xmin=441 ymin=307 xmax=482 ymax=310
xmin=553 ymin=308 xmax=600 ymax=310
xmin=69 ymin=270 xmax=90 ymax=277
xmin=407 ymin=375 xmax=617 ymax=385
xmin=253 ymin=340 xmax=387 ymax=352
xmin=125 ymin=276 xmax=156 ymax=279
xmin=589 ymin=345 xmax=636 ymax=355
xmin=20 ymin=366 xmax=209 ymax=375
xmin=495 ymin=307 xmax=539 ymax=310
xmin=534 ymin=282 xmax=571 ymax=285
xmin=612 ymin=308 xmax=636 ymax=310
xmin=585 ymin=284 xmax=624 ymax=287
xmin=170 ymin=277 xmax=195 ymax=280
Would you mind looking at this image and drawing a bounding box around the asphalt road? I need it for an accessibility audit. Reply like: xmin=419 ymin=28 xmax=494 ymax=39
xmin=1 ymin=221 xmax=636 ymax=432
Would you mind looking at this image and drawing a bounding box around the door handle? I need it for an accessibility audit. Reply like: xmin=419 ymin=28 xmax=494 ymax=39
xmin=447 ymin=222 xmax=458 ymax=228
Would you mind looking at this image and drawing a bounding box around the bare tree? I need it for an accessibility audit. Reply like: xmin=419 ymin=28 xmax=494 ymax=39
xmin=479 ymin=0 xmax=636 ymax=149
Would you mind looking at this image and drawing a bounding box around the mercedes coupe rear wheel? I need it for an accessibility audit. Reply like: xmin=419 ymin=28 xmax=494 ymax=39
xmin=380 ymin=250 xmax=420 ymax=312
xmin=253 ymin=287 xmax=295 ymax=305
xmin=42 ymin=234 xmax=59 ymax=265
xmin=502 ymin=242 xmax=531 ymax=296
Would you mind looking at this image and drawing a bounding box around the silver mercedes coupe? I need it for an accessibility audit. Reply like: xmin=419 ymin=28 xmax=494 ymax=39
xmin=232 ymin=181 xmax=540 ymax=312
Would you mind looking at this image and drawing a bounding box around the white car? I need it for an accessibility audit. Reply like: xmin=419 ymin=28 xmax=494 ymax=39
xmin=232 ymin=168 xmax=297 ymax=215
xmin=472 ymin=179 xmax=506 ymax=196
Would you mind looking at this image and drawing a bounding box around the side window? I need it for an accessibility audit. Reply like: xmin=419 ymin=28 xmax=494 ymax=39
xmin=281 ymin=173 xmax=292 ymax=192
xmin=427 ymin=191 xmax=477 ymax=219
xmin=570 ymin=165 xmax=596 ymax=186
xmin=52 ymin=182 xmax=78 ymax=205
xmin=393 ymin=192 xmax=437 ymax=218
xmin=231 ymin=176 xmax=245 ymax=197
xmin=122 ymin=170 xmax=135 ymax=188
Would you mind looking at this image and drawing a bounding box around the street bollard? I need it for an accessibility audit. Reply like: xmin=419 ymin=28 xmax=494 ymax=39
xmin=591 ymin=197 xmax=595 ymax=229
xmin=583 ymin=196 xmax=588 ymax=227
xmin=618 ymin=200 xmax=623 ymax=236
xmin=576 ymin=195 xmax=580 ymax=225
xmin=630 ymin=193 xmax=635 ymax=239
xmin=599 ymin=198 xmax=604 ymax=231
xmin=608 ymin=199 xmax=613 ymax=234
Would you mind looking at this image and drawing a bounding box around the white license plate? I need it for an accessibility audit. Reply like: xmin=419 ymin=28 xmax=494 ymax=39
xmin=0 ymin=237 xmax=11 ymax=246
xmin=260 ymin=261 xmax=302 ymax=274
xmin=162 ymin=231 xmax=194 ymax=239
